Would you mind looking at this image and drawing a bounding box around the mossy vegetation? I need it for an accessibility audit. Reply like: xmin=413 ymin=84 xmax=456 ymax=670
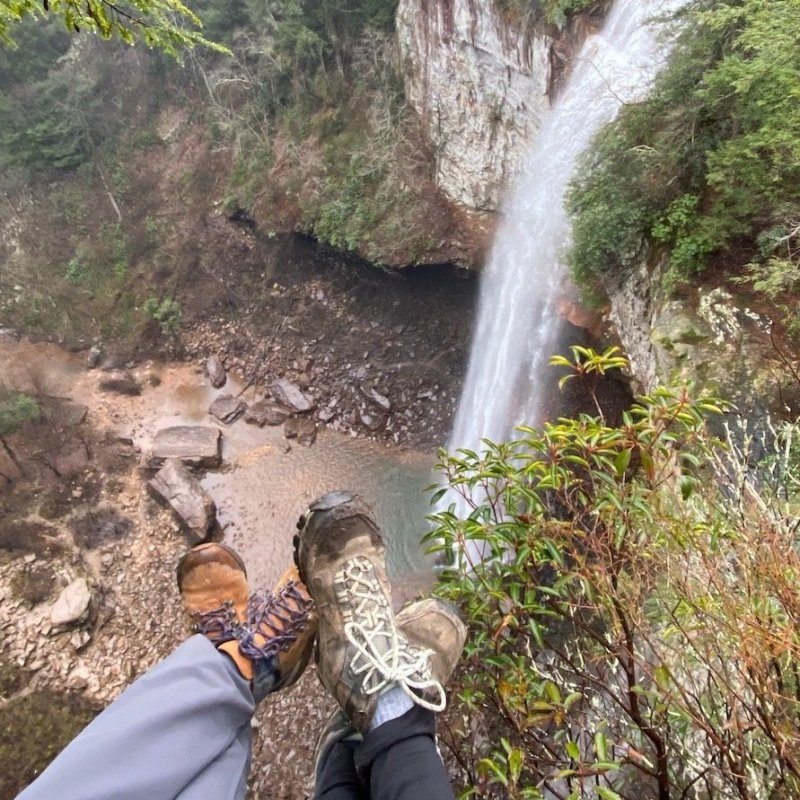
xmin=0 ymin=688 xmax=101 ymax=798
xmin=496 ymin=0 xmax=607 ymax=27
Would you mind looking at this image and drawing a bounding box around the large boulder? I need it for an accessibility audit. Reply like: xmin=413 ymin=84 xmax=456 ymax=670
xmin=270 ymin=379 xmax=314 ymax=413
xmin=148 ymin=458 xmax=217 ymax=540
xmin=145 ymin=426 xmax=222 ymax=469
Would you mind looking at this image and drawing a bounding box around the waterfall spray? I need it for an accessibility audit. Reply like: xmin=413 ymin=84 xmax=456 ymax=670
xmin=449 ymin=0 xmax=683 ymax=455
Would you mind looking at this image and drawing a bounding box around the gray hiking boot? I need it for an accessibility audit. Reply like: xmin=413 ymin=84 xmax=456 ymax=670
xmin=294 ymin=490 xmax=464 ymax=730
xmin=312 ymin=595 xmax=466 ymax=787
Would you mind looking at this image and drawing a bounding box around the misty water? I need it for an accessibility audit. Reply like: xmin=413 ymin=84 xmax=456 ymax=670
xmin=450 ymin=0 xmax=684 ymax=454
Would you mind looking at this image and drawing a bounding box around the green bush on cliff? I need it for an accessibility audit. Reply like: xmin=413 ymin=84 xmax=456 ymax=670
xmin=567 ymin=0 xmax=800 ymax=295
xmin=429 ymin=347 xmax=800 ymax=799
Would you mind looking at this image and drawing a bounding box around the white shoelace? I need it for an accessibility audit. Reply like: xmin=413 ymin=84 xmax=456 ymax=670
xmin=338 ymin=557 xmax=446 ymax=712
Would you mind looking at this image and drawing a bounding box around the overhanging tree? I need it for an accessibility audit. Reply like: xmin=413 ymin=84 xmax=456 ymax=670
xmin=0 ymin=0 xmax=227 ymax=55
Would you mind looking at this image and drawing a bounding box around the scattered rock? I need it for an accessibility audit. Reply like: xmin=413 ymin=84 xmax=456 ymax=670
xmin=208 ymin=394 xmax=247 ymax=425
xmin=50 ymin=579 xmax=92 ymax=629
xmin=206 ymin=355 xmax=227 ymax=388
xmin=70 ymin=630 xmax=92 ymax=652
xmin=318 ymin=407 xmax=336 ymax=423
xmin=148 ymin=458 xmax=217 ymax=540
xmin=359 ymin=411 xmax=386 ymax=432
xmin=145 ymin=426 xmax=222 ymax=469
xmin=87 ymin=345 xmax=103 ymax=369
xmin=360 ymin=385 xmax=391 ymax=412
xmin=270 ymin=379 xmax=314 ymax=413
xmin=98 ymin=372 xmax=141 ymax=396
xmin=244 ymin=400 xmax=292 ymax=427
xmin=284 ymin=417 xmax=317 ymax=446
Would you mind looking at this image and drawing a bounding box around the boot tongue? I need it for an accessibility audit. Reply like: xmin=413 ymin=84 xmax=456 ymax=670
xmin=218 ymin=641 xmax=254 ymax=681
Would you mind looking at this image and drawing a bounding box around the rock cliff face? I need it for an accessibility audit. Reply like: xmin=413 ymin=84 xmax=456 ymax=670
xmin=396 ymin=0 xmax=551 ymax=211
xmin=607 ymin=258 xmax=798 ymax=421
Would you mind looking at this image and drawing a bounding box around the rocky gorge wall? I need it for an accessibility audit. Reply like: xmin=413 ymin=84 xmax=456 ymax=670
xmin=396 ymin=0 xmax=551 ymax=212
xmin=606 ymin=257 xmax=800 ymax=423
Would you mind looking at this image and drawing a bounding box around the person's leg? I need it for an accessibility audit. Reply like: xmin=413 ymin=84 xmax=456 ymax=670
xmin=297 ymin=492 xmax=466 ymax=800
xmin=313 ymin=709 xmax=367 ymax=800
xmin=18 ymin=543 xmax=317 ymax=800
xmin=355 ymin=705 xmax=454 ymax=800
xmin=17 ymin=635 xmax=254 ymax=800
xmin=175 ymin=716 xmax=252 ymax=800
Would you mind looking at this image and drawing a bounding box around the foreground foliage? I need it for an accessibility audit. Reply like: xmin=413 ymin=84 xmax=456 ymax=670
xmin=0 ymin=0 xmax=224 ymax=55
xmin=429 ymin=348 xmax=800 ymax=799
xmin=568 ymin=0 xmax=800 ymax=308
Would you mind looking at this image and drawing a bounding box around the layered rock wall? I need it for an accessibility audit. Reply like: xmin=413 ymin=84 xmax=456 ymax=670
xmin=606 ymin=258 xmax=796 ymax=421
xmin=397 ymin=0 xmax=551 ymax=211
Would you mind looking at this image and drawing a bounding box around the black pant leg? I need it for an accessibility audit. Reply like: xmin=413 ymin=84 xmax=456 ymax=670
xmin=315 ymin=741 xmax=368 ymax=800
xmin=354 ymin=706 xmax=455 ymax=800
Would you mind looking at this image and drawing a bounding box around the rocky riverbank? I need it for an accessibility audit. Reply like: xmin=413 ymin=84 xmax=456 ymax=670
xmin=174 ymin=233 xmax=477 ymax=451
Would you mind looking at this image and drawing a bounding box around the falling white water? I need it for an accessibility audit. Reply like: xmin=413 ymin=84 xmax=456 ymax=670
xmin=449 ymin=0 xmax=684 ymax=455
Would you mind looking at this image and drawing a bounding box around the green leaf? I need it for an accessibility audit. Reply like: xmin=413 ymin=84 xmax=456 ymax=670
xmin=565 ymin=740 xmax=580 ymax=761
xmin=594 ymin=731 xmax=608 ymax=762
xmin=596 ymin=788 xmax=623 ymax=800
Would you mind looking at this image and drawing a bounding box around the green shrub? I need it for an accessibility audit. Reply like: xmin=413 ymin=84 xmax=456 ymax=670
xmin=567 ymin=0 xmax=800 ymax=296
xmin=143 ymin=296 xmax=182 ymax=336
xmin=428 ymin=347 xmax=800 ymax=799
xmin=0 ymin=391 xmax=40 ymax=437
xmin=64 ymin=256 xmax=88 ymax=284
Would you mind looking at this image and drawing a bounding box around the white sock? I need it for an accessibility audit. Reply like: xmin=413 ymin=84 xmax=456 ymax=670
xmin=369 ymin=685 xmax=414 ymax=730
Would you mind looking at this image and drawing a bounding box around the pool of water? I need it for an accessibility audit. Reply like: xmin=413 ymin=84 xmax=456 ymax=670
xmin=0 ymin=334 xmax=438 ymax=598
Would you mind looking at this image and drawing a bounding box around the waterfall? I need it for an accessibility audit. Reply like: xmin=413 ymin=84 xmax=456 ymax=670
xmin=449 ymin=0 xmax=683 ymax=455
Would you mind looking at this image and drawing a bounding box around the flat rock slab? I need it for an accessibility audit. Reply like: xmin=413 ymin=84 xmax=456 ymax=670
xmin=148 ymin=458 xmax=217 ymax=540
xmin=270 ymin=379 xmax=314 ymax=413
xmin=209 ymin=395 xmax=247 ymax=425
xmin=244 ymin=400 xmax=292 ymax=427
xmin=206 ymin=355 xmax=227 ymax=388
xmin=145 ymin=426 xmax=221 ymax=469
xmin=284 ymin=417 xmax=317 ymax=446
xmin=48 ymin=399 xmax=88 ymax=426
xmin=50 ymin=578 xmax=92 ymax=628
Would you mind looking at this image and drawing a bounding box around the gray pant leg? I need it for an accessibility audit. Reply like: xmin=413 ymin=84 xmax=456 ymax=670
xmin=17 ymin=635 xmax=255 ymax=800
xmin=176 ymin=722 xmax=252 ymax=800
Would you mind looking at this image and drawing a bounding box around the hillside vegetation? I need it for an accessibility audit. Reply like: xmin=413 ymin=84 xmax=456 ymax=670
xmin=567 ymin=0 xmax=800 ymax=337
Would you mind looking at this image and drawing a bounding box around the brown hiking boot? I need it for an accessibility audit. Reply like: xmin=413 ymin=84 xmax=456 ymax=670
xmin=177 ymin=542 xmax=249 ymax=645
xmin=294 ymin=490 xmax=460 ymax=730
xmin=240 ymin=564 xmax=317 ymax=700
xmin=312 ymin=595 xmax=466 ymax=787
xmin=177 ymin=544 xmax=316 ymax=701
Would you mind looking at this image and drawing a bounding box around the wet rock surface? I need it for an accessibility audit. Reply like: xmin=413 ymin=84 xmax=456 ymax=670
xmin=146 ymin=426 xmax=222 ymax=469
xmin=148 ymin=458 xmax=217 ymax=540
